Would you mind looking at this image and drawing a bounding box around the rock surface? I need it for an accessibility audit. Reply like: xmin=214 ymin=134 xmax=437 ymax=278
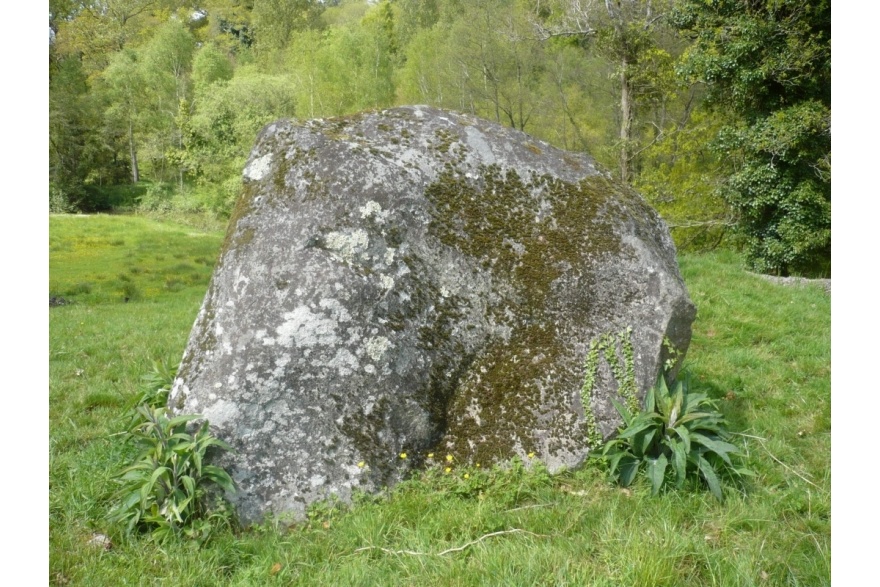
xmin=169 ymin=105 xmax=696 ymax=524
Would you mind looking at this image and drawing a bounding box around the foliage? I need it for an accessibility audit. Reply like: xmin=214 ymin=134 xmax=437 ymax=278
xmin=108 ymin=405 xmax=236 ymax=542
xmin=251 ymin=0 xmax=323 ymax=56
xmin=534 ymin=0 xmax=686 ymax=182
xmin=580 ymin=326 xmax=639 ymax=448
xmin=49 ymin=184 xmax=75 ymax=214
xmin=191 ymin=41 xmax=234 ymax=89
xmin=672 ymin=0 xmax=831 ymax=276
xmin=597 ymin=373 xmax=751 ymax=501
xmin=136 ymin=181 xmax=175 ymax=212
xmin=634 ymin=108 xmax=733 ymax=251
xmin=133 ymin=359 xmax=178 ymax=411
xmin=47 ymin=0 xmax=753 ymax=245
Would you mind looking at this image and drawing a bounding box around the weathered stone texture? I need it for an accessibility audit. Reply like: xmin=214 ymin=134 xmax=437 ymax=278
xmin=169 ymin=105 xmax=696 ymax=523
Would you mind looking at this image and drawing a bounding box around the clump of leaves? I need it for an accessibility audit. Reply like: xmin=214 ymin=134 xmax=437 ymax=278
xmin=597 ymin=373 xmax=751 ymax=501
xmin=109 ymin=406 xmax=236 ymax=542
xmin=134 ymin=359 xmax=177 ymax=409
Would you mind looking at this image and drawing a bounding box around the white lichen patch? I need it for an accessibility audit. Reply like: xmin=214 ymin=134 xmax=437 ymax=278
xmin=203 ymin=399 xmax=239 ymax=429
xmin=359 ymin=201 xmax=390 ymax=224
xmin=380 ymin=275 xmax=395 ymax=290
xmin=169 ymin=380 xmax=187 ymax=405
xmin=318 ymin=298 xmax=352 ymax=323
xmin=244 ymin=153 xmax=273 ymax=181
xmin=365 ymin=336 xmax=392 ymax=361
xmin=465 ymin=397 xmax=483 ymax=426
xmin=384 ymin=248 xmax=396 ymax=265
xmin=464 ymin=126 xmax=496 ymax=165
xmin=276 ymin=305 xmax=339 ymax=348
xmin=324 ymin=229 xmax=370 ymax=264
xmin=503 ymin=237 xmax=526 ymax=256
xmin=328 ymin=347 xmax=359 ymax=376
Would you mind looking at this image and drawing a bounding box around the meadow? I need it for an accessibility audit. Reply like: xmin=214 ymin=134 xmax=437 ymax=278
xmin=49 ymin=214 xmax=830 ymax=586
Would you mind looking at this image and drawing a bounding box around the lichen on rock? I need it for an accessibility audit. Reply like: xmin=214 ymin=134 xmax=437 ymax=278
xmin=170 ymin=105 xmax=696 ymax=524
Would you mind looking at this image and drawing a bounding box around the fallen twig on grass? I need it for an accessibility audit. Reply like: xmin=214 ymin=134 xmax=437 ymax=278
xmin=354 ymin=528 xmax=549 ymax=557
xmin=504 ymin=503 xmax=555 ymax=513
xmin=734 ymin=432 xmax=821 ymax=489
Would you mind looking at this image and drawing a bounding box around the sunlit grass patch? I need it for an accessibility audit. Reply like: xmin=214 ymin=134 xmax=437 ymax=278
xmin=49 ymin=214 xmax=223 ymax=305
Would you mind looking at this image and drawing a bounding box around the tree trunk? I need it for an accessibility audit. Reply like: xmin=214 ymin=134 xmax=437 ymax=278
xmin=128 ymin=118 xmax=139 ymax=184
xmin=619 ymin=56 xmax=633 ymax=183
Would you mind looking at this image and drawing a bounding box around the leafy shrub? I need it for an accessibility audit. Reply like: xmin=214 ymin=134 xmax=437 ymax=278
xmin=109 ymin=406 xmax=236 ymax=542
xmin=49 ymin=184 xmax=75 ymax=214
xmin=132 ymin=360 xmax=177 ymax=411
xmin=137 ymin=182 xmax=175 ymax=213
xmin=596 ymin=373 xmax=751 ymax=501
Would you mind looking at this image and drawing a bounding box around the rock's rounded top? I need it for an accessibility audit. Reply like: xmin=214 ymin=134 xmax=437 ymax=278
xmin=172 ymin=106 xmax=695 ymax=524
xmin=244 ymin=104 xmax=599 ymax=190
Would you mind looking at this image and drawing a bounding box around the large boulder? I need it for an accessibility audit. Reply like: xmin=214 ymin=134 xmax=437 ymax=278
xmin=169 ymin=105 xmax=696 ymax=524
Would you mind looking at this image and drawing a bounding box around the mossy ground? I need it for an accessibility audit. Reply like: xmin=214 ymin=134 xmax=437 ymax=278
xmin=50 ymin=217 xmax=829 ymax=586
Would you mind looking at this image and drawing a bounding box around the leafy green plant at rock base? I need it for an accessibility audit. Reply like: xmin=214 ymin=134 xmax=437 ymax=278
xmin=108 ymin=405 xmax=236 ymax=543
xmin=597 ymin=373 xmax=752 ymax=501
xmin=134 ymin=359 xmax=178 ymax=410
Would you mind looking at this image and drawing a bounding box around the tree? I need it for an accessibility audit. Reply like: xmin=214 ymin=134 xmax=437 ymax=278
xmin=284 ymin=3 xmax=397 ymax=117
xmin=50 ymin=53 xmax=113 ymax=208
xmin=534 ymin=0 xmax=676 ymax=182
xmin=251 ymin=0 xmax=322 ymax=56
xmin=53 ymin=1 xmax=181 ymax=74
xmin=399 ymin=0 xmax=548 ymax=133
xmin=192 ymin=42 xmax=234 ymax=89
xmin=672 ymin=0 xmax=831 ymax=276
xmin=140 ymin=19 xmax=196 ymax=187
xmin=101 ymin=48 xmax=148 ymax=183
xmin=452 ymin=0 xmax=547 ymax=131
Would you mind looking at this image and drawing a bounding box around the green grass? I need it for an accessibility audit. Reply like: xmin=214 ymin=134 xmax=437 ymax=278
xmin=49 ymin=218 xmax=830 ymax=586
xmin=49 ymin=214 xmax=223 ymax=305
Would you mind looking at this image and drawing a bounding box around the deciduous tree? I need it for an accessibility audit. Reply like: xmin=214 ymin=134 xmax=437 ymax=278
xmin=534 ymin=0 xmax=676 ymax=182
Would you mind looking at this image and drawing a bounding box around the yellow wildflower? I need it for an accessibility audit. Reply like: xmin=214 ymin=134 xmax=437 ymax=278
xmin=357 ymin=461 xmax=365 ymax=468
xmin=400 ymin=452 xmax=407 ymax=459
xmin=464 ymin=473 xmax=470 ymax=479
xmin=446 ymin=454 xmax=454 ymax=462
xmin=427 ymin=453 xmax=434 ymax=459
xmin=527 ymin=452 xmax=535 ymax=459
xmin=445 ymin=467 xmax=452 ymax=474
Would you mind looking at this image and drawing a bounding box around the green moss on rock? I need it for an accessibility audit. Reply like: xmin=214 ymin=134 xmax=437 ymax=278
xmin=423 ymin=163 xmax=638 ymax=463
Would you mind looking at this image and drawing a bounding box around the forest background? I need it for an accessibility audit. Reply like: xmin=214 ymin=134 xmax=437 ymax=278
xmin=48 ymin=0 xmax=831 ymax=277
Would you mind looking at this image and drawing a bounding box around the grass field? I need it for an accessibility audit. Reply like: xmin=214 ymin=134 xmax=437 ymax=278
xmin=49 ymin=214 xmax=830 ymax=586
